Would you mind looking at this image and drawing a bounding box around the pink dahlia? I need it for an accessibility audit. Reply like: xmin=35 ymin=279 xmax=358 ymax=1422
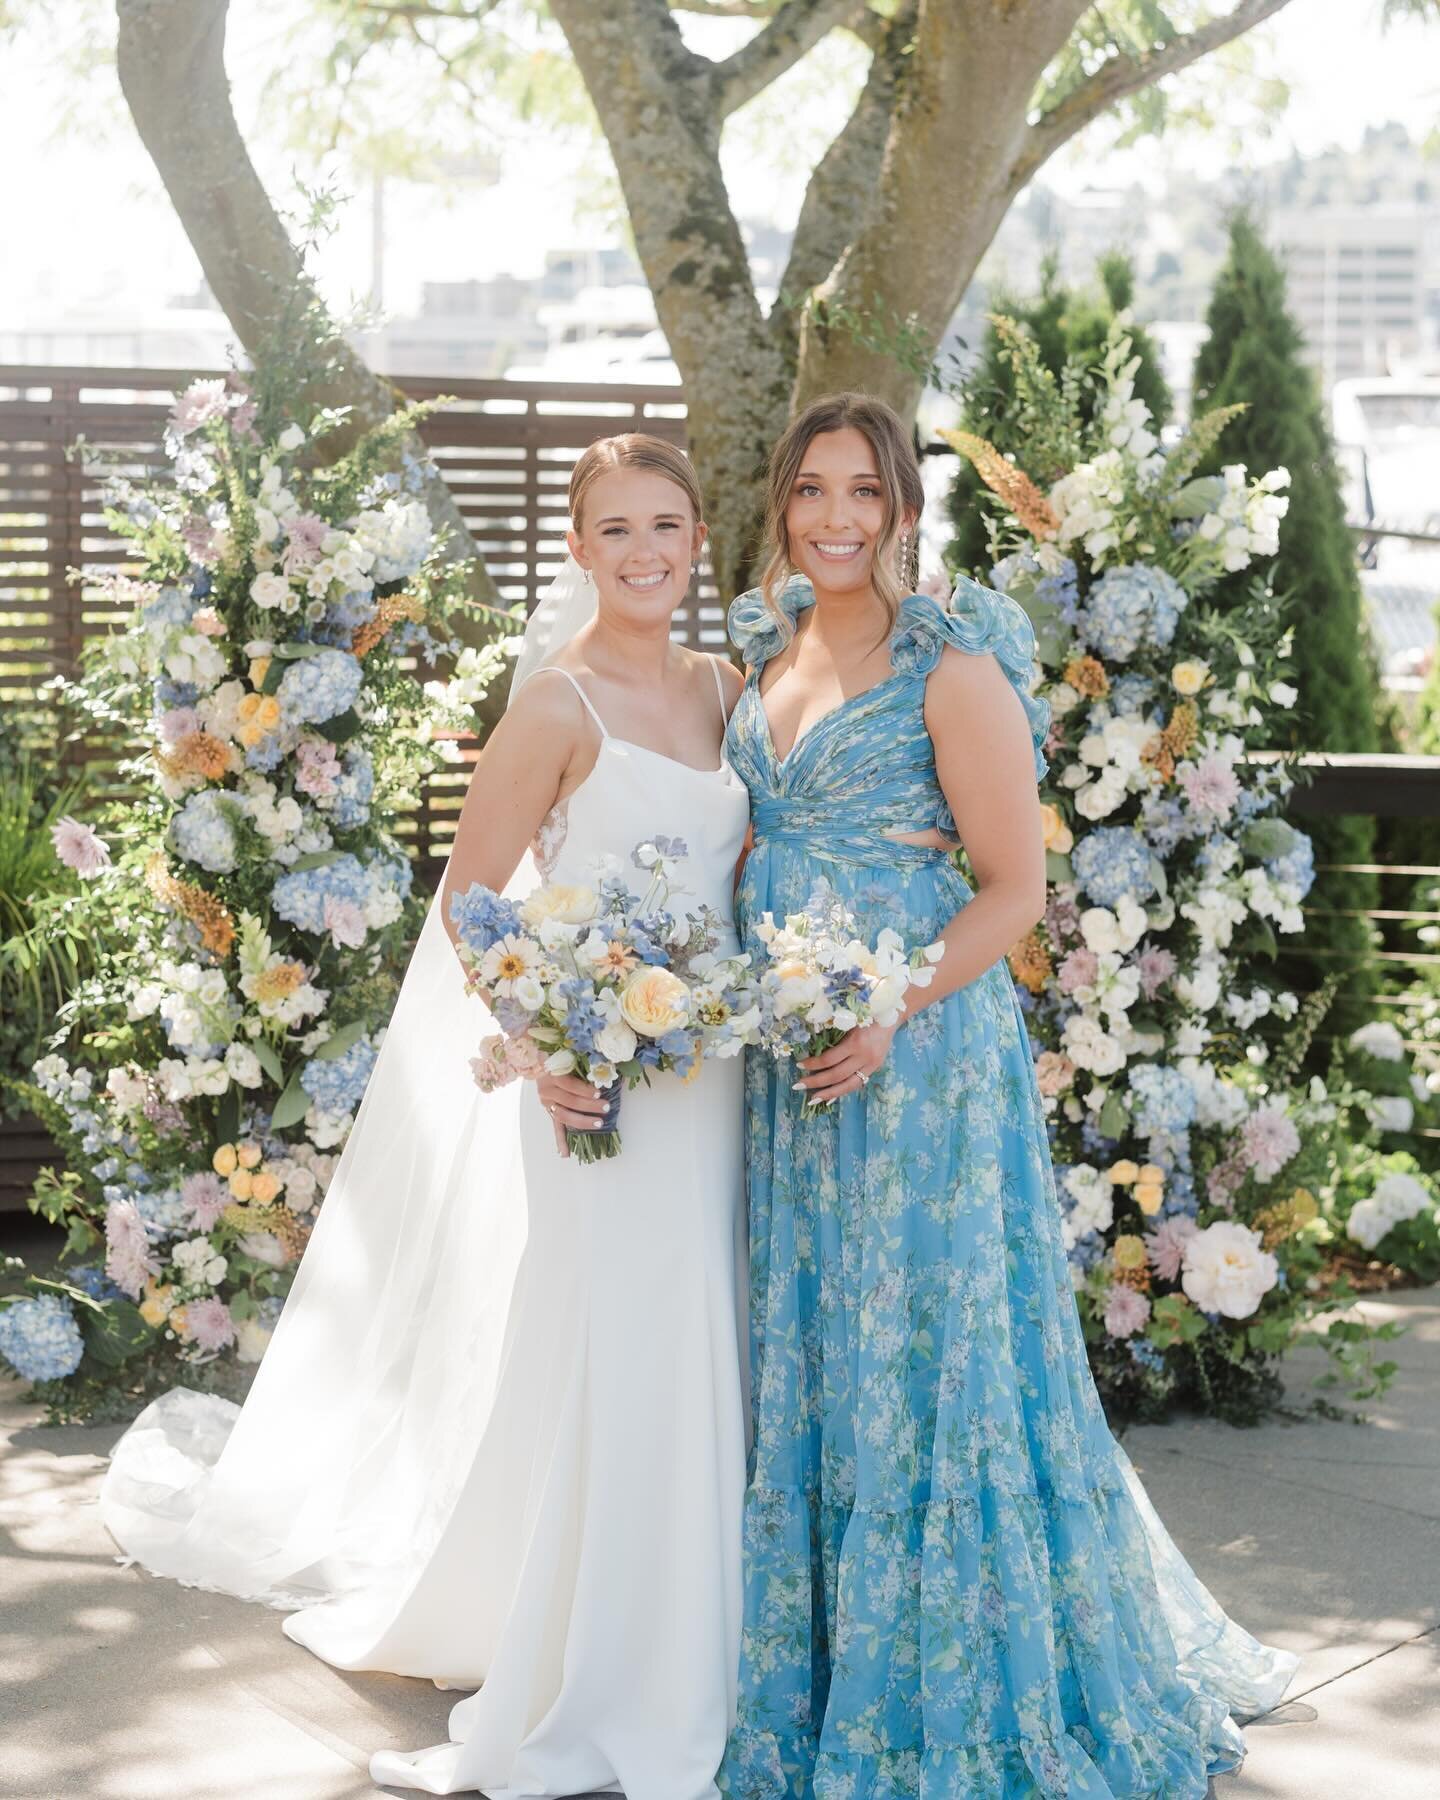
xmin=1136 ymin=944 xmax=1177 ymax=1000
xmin=1057 ymin=948 xmax=1098 ymax=996
xmin=1103 ymin=1285 xmax=1152 ymax=1339
xmin=1177 ymin=755 xmax=1240 ymax=822
xmin=104 ymin=1199 xmax=160 ymax=1299
xmin=1143 ymin=1214 xmax=1199 ymax=1282
xmin=51 ymin=816 xmax=112 ymax=878
xmin=323 ymin=895 xmax=368 ymax=950
xmin=181 ymin=1170 xmax=231 ymax=1232
xmin=1241 ymin=1105 xmax=1301 ymax=1181
xmin=185 ymin=1296 xmax=237 ymax=1353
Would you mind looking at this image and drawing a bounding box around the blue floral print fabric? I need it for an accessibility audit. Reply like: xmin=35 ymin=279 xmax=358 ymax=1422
xmin=718 ymin=575 xmax=1295 ymax=1800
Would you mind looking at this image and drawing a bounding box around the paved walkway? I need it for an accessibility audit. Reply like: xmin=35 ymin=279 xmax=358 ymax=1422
xmin=1 ymin=1285 xmax=1435 ymax=1799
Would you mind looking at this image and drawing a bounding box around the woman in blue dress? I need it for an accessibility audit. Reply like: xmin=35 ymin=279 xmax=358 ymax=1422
xmin=718 ymin=393 xmax=1296 ymax=1800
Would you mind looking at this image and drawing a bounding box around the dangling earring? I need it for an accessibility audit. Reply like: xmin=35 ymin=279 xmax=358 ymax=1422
xmin=898 ymin=530 xmax=911 ymax=588
xmin=581 ymin=567 xmax=592 ymax=586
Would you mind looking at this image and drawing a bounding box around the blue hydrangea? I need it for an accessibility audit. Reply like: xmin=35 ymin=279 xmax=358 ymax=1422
xmin=0 ymin=1294 xmax=85 ymax=1382
xmin=133 ymin=1184 xmax=189 ymax=1235
xmin=67 ymin=1264 xmax=125 ymax=1302
xmin=1128 ymin=1340 xmax=1166 ymax=1372
xmin=300 ymin=1036 xmax=378 ymax=1116
xmin=1267 ymin=832 xmax=1315 ymax=900
xmin=991 ymin=552 xmax=1080 ymax=626
xmin=170 ymin=789 xmax=242 ymax=873
xmin=1080 ymin=563 xmax=1188 ymax=662
xmin=329 ymin=590 xmax=379 ymax=630
xmin=271 ymin=853 xmax=391 ymax=935
xmin=330 ymin=749 xmax=374 ymax=829
xmin=245 ymin=737 xmax=285 ymax=773
xmin=1071 ymin=827 xmax=1156 ymax=909
xmin=449 ymin=884 xmax=522 ymax=956
xmin=1108 ymin=673 xmax=1157 ymax=719
xmin=277 ymin=648 xmax=364 ymax=726
xmin=155 ymin=678 xmax=200 ymax=710
xmin=1128 ymin=1063 xmax=1198 ymax=1137
xmin=1139 ymin=793 xmax=1186 ymax=857
xmin=140 ymin=586 xmax=195 ymax=630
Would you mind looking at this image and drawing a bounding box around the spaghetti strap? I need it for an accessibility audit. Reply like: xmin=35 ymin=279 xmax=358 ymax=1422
xmin=525 ymin=665 xmax=608 ymax=737
xmin=707 ymin=654 xmax=728 ymax=727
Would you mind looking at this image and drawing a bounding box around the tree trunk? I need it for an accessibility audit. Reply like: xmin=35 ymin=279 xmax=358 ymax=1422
xmin=794 ymin=0 xmax=1088 ymax=420
xmin=113 ymin=0 xmax=505 ymax=671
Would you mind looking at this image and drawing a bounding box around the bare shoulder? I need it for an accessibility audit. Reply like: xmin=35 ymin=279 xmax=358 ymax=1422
xmin=923 ymin=641 xmax=1015 ymax=711
xmin=497 ymin=666 xmax=589 ymax=744
xmin=706 ymin=650 xmax=745 ymax=708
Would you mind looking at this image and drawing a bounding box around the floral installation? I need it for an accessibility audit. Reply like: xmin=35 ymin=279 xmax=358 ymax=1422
xmin=750 ymin=883 xmax=944 ymax=1109
xmin=945 ymin=315 xmax=1434 ymax=1421
xmin=452 ymin=837 xmax=761 ymax=1162
xmin=1 ymin=374 xmax=513 ymax=1419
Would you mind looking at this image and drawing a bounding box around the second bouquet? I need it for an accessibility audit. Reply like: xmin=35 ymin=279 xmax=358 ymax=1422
xmin=450 ymin=837 xmax=760 ymax=1162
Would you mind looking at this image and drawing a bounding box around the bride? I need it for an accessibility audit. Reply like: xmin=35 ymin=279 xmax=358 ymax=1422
xmin=99 ymin=433 xmax=752 ymax=1799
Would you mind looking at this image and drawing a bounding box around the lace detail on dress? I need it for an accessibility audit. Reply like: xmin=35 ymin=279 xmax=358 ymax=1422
xmin=532 ymin=796 xmax=570 ymax=879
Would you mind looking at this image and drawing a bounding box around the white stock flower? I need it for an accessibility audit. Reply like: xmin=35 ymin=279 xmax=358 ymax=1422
xmin=1348 ymin=1021 xmax=1406 ymax=1062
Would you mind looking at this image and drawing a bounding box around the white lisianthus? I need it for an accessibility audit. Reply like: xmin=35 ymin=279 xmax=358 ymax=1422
xmin=1074 ymin=768 xmax=1128 ymax=820
xmin=1175 ymin=959 xmax=1223 ymax=1015
xmin=1269 ymin=681 xmax=1298 ymax=708
xmin=1181 ymin=1221 xmax=1279 ymax=1319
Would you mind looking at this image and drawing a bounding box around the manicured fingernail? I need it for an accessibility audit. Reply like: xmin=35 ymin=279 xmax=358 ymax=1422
xmin=792 ymin=1080 xmax=807 ymax=1091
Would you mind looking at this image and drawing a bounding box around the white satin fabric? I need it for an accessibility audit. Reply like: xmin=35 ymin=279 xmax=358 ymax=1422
xmin=100 ymin=660 xmax=753 ymax=1799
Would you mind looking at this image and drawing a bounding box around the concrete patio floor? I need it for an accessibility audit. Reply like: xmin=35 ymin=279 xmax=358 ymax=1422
xmin=1 ymin=1283 xmax=1435 ymax=1799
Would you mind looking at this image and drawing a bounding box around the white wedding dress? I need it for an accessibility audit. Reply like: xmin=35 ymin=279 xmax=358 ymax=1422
xmin=100 ymin=659 xmax=752 ymax=1799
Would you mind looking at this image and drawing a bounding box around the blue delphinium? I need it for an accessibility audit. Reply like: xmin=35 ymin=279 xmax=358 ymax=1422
xmin=66 ymin=1265 xmax=125 ymax=1302
xmin=0 ymin=1294 xmax=86 ymax=1382
xmin=1079 ymin=563 xmax=1188 ymax=661
xmin=991 ymin=552 xmax=1081 ymax=626
xmin=556 ymin=981 xmax=603 ymax=1055
xmin=1139 ymin=793 xmax=1186 ymax=857
xmin=449 ymin=883 xmax=523 ymax=956
xmin=170 ymin=790 xmax=242 ymax=874
xmin=300 ymin=1036 xmax=379 ymax=1116
xmin=1128 ymin=1340 xmax=1165 ymax=1372
xmin=134 ymin=1184 xmax=190 ymax=1235
xmin=140 ymin=586 xmax=195 ymax=631
xmin=1129 ymin=1063 xmax=1198 ymax=1138
xmin=277 ymin=648 xmax=364 ymax=726
xmin=1071 ymin=827 xmax=1156 ymax=910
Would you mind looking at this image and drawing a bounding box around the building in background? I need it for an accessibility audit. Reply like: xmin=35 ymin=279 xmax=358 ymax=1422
xmin=1274 ymin=205 xmax=1429 ymax=389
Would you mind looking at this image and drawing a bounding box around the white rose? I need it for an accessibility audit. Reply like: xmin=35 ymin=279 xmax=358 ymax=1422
xmin=1079 ymin=908 xmax=1121 ymax=955
xmin=512 ymin=975 xmax=545 ymax=1012
xmin=1181 ymin=1221 xmax=1279 ymax=1320
xmin=250 ymin=571 xmax=291 ymax=611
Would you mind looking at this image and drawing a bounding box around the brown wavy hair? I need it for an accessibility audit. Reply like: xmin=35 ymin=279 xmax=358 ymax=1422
xmin=568 ymin=433 xmax=704 ymax=531
xmin=759 ymin=392 xmax=925 ymax=643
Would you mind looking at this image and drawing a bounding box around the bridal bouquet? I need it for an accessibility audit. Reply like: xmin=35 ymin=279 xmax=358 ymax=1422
xmin=752 ymin=885 xmax=944 ymax=1107
xmin=451 ymin=837 xmax=760 ymax=1162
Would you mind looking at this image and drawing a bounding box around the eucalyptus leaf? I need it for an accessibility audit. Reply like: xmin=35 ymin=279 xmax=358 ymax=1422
xmin=270 ymin=1070 xmax=311 ymax=1130
xmin=325 ymin=709 xmax=362 ymax=743
xmin=312 ymin=1019 xmax=368 ymax=1060
xmin=288 ymin=850 xmax=343 ymax=872
xmin=251 ymin=1039 xmax=284 ymax=1085
xmin=1098 ymin=1091 xmax=1128 ymax=1139
xmin=1147 ymin=855 xmax=1168 ymax=901
xmin=1045 ymin=850 xmax=1073 ymax=884
xmin=273 ymin=640 xmax=328 ymax=659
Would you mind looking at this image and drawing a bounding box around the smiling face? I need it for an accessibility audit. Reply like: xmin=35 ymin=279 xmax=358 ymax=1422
xmin=782 ymin=426 xmax=909 ymax=601
xmin=569 ymin=467 xmax=706 ymax=629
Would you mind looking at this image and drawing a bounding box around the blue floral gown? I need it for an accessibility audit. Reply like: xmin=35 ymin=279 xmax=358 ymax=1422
xmin=718 ymin=575 xmax=1296 ymax=1800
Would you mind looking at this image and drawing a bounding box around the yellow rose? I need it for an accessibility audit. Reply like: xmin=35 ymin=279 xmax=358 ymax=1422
xmin=521 ymin=883 xmax=599 ymax=928
xmin=619 ymin=966 xmax=690 ymax=1038
xmin=250 ymin=1170 xmax=281 ymax=1205
xmin=774 ymin=958 xmax=813 ymax=984
xmin=1112 ymin=1233 xmax=1147 ymax=1272
xmin=1107 ymin=1159 xmax=1140 ymax=1186
xmin=1172 ymin=660 xmax=1210 ymax=696
xmin=212 ymin=1142 xmax=238 ymax=1176
xmin=236 ymin=1141 xmax=263 ymax=1170
xmin=236 ymin=693 xmax=262 ymax=723
xmin=168 ymin=1304 xmax=190 ymax=1338
xmin=228 ymin=1169 xmax=254 ymax=1200
xmin=140 ymin=1283 xmax=173 ymax=1328
xmin=1138 ymin=1163 xmax=1165 ymax=1186
xmin=1135 ymin=1181 xmax=1165 ymax=1216
xmin=249 ymin=655 xmax=272 ymax=687
xmin=1040 ymin=803 xmax=1073 ymax=855
xmin=256 ymin=696 xmax=282 ymax=731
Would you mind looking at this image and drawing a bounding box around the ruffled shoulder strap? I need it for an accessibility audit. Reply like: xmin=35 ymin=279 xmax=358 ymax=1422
xmin=727 ymin=573 xmax=816 ymax=669
xmin=891 ymin=578 xmax=1051 ymax=781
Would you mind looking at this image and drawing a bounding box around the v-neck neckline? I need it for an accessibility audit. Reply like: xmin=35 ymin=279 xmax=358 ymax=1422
xmin=752 ymin=665 xmax=908 ymax=769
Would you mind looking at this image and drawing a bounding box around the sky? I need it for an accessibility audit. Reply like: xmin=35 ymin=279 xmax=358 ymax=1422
xmin=4 ymin=0 xmax=1437 ymax=332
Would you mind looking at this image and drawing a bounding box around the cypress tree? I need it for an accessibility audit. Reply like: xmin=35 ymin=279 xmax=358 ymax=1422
xmin=1190 ymin=213 xmax=1385 ymax=1030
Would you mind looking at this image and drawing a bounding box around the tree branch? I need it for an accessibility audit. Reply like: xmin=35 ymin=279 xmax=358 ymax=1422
xmin=1012 ymin=0 xmax=1297 ymax=187
xmin=713 ymin=0 xmax=869 ymax=115
xmin=771 ymin=0 xmax=915 ymax=359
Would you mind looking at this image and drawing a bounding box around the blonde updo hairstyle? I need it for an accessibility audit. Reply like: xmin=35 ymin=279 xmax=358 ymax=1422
xmin=568 ymin=432 xmax=705 ymax=535
xmin=759 ymin=392 xmax=925 ymax=644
